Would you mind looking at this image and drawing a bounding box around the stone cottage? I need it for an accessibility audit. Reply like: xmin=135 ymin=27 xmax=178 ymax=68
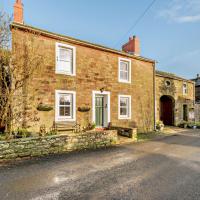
xmin=10 ymin=0 xmax=156 ymax=133
xmin=191 ymin=74 xmax=200 ymax=121
xmin=156 ymin=71 xmax=195 ymax=126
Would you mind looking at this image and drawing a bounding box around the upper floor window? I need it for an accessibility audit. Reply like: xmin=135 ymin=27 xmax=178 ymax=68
xmin=56 ymin=43 xmax=76 ymax=76
xmin=55 ymin=90 xmax=76 ymax=122
xmin=118 ymin=58 xmax=131 ymax=83
xmin=183 ymin=82 xmax=188 ymax=95
xmin=118 ymin=95 xmax=131 ymax=119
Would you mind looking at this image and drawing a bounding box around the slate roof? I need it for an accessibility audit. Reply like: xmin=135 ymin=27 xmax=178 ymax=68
xmin=156 ymin=70 xmax=194 ymax=83
xmin=191 ymin=76 xmax=200 ymax=86
xmin=11 ymin=22 xmax=155 ymax=64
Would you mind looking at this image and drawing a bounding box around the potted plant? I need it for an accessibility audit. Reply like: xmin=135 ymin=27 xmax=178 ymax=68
xmin=187 ymin=121 xmax=196 ymax=129
xmin=156 ymin=121 xmax=164 ymax=131
xmin=178 ymin=121 xmax=188 ymax=128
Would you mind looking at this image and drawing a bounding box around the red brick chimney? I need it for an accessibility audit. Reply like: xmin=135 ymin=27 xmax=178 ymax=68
xmin=13 ymin=0 xmax=24 ymax=24
xmin=122 ymin=36 xmax=140 ymax=56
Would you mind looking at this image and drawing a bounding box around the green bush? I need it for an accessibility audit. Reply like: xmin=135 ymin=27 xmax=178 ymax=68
xmin=15 ymin=128 xmax=32 ymax=138
xmin=177 ymin=121 xmax=188 ymax=128
xmin=187 ymin=121 xmax=196 ymax=128
xmin=0 ymin=133 xmax=6 ymax=141
xmin=46 ymin=130 xmax=58 ymax=136
xmin=195 ymin=122 xmax=200 ymax=129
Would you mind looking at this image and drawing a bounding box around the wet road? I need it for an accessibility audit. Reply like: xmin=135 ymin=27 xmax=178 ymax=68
xmin=0 ymin=130 xmax=200 ymax=200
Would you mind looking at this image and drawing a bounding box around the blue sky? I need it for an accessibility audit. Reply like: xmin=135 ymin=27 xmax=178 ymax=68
xmin=1 ymin=0 xmax=200 ymax=79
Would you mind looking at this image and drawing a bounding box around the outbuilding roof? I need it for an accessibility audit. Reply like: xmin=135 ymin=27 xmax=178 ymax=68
xmin=156 ymin=70 xmax=194 ymax=84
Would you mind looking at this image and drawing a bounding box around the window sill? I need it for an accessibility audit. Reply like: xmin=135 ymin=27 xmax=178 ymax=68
xmin=118 ymin=116 xmax=131 ymax=120
xmin=55 ymin=118 xmax=76 ymax=122
xmin=55 ymin=70 xmax=76 ymax=76
xmin=118 ymin=79 xmax=131 ymax=84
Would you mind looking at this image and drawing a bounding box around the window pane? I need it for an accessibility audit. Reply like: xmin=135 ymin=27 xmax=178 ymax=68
xmin=120 ymin=97 xmax=130 ymax=117
xmin=59 ymin=47 xmax=72 ymax=62
xmin=120 ymin=60 xmax=129 ymax=81
xmin=59 ymin=107 xmax=65 ymax=116
xmin=64 ymin=106 xmax=71 ymax=116
xmin=59 ymin=106 xmax=71 ymax=117
xmin=120 ymin=61 xmax=128 ymax=71
xmin=120 ymin=97 xmax=128 ymax=107
xmin=58 ymin=47 xmax=73 ymax=73
xmin=120 ymin=107 xmax=127 ymax=116
xmin=59 ymin=94 xmax=71 ymax=105
xmin=120 ymin=71 xmax=128 ymax=81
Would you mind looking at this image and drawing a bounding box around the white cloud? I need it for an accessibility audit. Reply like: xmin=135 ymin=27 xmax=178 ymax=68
xmin=159 ymin=0 xmax=200 ymax=23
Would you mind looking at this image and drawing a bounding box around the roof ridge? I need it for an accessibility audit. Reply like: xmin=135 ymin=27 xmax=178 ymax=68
xmin=11 ymin=22 xmax=155 ymax=63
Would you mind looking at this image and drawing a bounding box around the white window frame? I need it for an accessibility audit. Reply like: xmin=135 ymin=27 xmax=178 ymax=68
xmin=55 ymin=90 xmax=76 ymax=122
xmin=55 ymin=42 xmax=76 ymax=76
xmin=118 ymin=95 xmax=131 ymax=119
xmin=118 ymin=57 xmax=131 ymax=83
xmin=183 ymin=82 xmax=188 ymax=95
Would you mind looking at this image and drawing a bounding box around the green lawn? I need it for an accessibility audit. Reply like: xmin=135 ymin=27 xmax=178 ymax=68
xmin=136 ymin=131 xmax=165 ymax=142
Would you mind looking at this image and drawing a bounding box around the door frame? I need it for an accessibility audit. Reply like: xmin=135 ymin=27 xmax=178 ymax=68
xmin=92 ymin=91 xmax=110 ymax=127
xmin=160 ymin=95 xmax=175 ymax=125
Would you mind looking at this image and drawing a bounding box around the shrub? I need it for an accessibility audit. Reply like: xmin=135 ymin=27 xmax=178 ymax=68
xmin=195 ymin=122 xmax=200 ymax=129
xmin=187 ymin=121 xmax=196 ymax=129
xmin=14 ymin=128 xmax=31 ymax=138
xmin=177 ymin=121 xmax=188 ymax=128
xmin=46 ymin=130 xmax=58 ymax=136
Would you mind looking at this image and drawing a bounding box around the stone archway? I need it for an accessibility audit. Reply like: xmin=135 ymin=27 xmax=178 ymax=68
xmin=160 ymin=95 xmax=174 ymax=125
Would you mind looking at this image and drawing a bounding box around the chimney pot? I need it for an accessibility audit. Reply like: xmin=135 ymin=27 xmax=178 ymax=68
xmin=13 ymin=0 xmax=24 ymax=24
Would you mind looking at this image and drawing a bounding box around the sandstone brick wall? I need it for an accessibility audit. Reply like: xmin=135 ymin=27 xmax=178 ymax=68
xmin=11 ymin=25 xmax=155 ymax=133
xmin=195 ymin=104 xmax=200 ymax=122
xmin=0 ymin=130 xmax=118 ymax=161
xmin=156 ymin=74 xmax=195 ymax=125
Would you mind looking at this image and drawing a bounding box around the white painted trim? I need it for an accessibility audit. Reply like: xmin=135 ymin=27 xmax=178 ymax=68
xmin=118 ymin=95 xmax=132 ymax=119
xmin=55 ymin=90 xmax=76 ymax=122
xmin=183 ymin=82 xmax=188 ymax=95
xmin=55 ymin=42 xmax=76 ymax=76
xmin=92 ymin=90 xmax=111 ymax=127
xmin=118 ymin=57 xmax=131 ymax=84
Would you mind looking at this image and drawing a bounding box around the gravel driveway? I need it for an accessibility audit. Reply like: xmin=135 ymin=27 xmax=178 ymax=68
xmin=0 ymin=129 xmax=200 ymax=200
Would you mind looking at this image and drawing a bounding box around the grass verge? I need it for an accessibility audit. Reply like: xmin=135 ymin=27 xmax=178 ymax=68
xmin=136 ymin=131 xmax=166 ymax=142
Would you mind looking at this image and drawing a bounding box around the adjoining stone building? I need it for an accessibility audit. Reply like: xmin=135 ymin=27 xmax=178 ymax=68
xmin=156 ymin=71 xmax=195 ymax=126
xmin=10 ymin=0 xmax=156 ymax=133
xmin=191 ymin=74 xmax=200 ymax=121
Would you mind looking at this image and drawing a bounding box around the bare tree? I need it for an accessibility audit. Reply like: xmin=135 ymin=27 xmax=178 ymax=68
xmin=138 ymin=90 xmax=154 ymax=133
xmin=0 ymin=11 xmax=46 ymax=137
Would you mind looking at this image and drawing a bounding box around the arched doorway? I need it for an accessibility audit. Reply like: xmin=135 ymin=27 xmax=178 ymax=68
xmin=160 ymin=95 xmax=174 ymax=125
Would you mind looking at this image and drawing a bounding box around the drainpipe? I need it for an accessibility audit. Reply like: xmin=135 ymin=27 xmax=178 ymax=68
xmin=153 ymin=61 xmax=157 ymax=131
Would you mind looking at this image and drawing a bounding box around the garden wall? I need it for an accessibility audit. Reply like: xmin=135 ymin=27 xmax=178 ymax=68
xmin=0 ymin=130 xmax=118 ymax=161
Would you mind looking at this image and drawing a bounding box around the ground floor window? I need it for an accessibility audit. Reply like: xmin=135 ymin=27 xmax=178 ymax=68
xmin=118 ymin=95 xmax=131 ymax=119
xmin=55 ymin=90 xmax=76 ymax=122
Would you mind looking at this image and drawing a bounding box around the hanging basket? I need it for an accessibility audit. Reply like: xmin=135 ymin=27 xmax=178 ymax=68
xmin=37 ymin=104 xmax=53 ymax=112
xmin=78 ymin=107 xmax=90 ymax=112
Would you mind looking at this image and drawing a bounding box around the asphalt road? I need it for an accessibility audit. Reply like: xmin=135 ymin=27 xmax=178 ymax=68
xmin=0 ymin=130 xmax=200 ymax=200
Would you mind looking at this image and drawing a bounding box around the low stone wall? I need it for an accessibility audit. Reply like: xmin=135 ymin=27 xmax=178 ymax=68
xmin=0 ymin=130 xmax=118 ymax=161
xmin=111 ymin=126 xmax=137 ymax=139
